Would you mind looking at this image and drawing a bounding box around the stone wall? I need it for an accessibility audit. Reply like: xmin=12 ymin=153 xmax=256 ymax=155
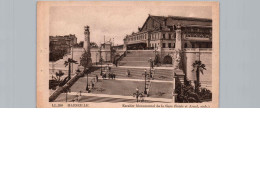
xmin=183 ymin=49 xmax=212 ymax=90
xmin=72 ymin=47 xmax=112 ymax=65
xmin=158 ymin=48 xmax=212 ymax=90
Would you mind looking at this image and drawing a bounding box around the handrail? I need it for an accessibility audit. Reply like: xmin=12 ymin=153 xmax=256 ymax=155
xmin=115 ymin=50 xmax=127 ymax=66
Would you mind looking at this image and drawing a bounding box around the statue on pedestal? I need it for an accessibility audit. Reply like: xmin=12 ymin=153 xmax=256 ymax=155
xmin=174 ymin=50 xmax=182 ymax=70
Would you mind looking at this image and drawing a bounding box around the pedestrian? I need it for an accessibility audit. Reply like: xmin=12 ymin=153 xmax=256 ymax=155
xmin=127 ymin=69 xmax=130 ymax=77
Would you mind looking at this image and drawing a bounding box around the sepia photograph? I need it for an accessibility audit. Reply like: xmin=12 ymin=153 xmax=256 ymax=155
xmin=37 ymin=1 xmax=219 ymax=108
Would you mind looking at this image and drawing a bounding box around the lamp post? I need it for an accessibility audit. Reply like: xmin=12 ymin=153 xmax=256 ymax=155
xmin=78 ymin=91 xmax=82 ymax=102
xmin=71 ymin=43 xmax=74 ymax=74
xmin=142 ymin=69 xmax=149 ymax=95
xmin=100 ymin=57 xmax=103 ymax=76
xmin=96 ymin=52 xmax=98 ymax=65
xmin=133 ymin=88 xmax=143 ymax=103
xmin=86 ymin=69 xmax=89 ymax=92
xmin=65 ymin=88 xmax=70 ymax=102
xmin=99 ymin=46 xmax=103 ymax=76
xmin=148 ymin=58 xmax=153 ymax=78
xmin=153 ymin=48 xmax=157 ymax=66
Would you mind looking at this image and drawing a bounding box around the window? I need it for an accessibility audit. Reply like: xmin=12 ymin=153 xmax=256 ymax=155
xmin=163 ymin=43 xmax=166 ymax=48
xmin=173 ymin=43 xmax=175 ymax=48
xmin=169 ymin=34 xmax=171 ymax=39
xmin=184 ymin=43 xmax=188 ymax=48
xmin=163 ymin=34 xmax=165 ymax=39
xmin=168 ymin=43 xmax=171 ymax=48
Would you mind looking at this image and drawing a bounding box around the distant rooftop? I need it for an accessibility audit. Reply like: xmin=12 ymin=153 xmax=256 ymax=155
xmin=148 ymin=14 xmax=212 ymax=22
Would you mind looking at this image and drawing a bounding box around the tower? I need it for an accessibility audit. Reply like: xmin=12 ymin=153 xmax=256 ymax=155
xmin=84 ymin=26 xmax=90 ymax=53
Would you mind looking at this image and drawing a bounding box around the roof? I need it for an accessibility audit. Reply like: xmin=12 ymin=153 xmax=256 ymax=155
xmin=140 ymin=15 xmax=212 ymax=32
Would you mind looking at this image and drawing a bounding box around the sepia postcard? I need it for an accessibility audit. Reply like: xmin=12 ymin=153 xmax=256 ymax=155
xmin=37 ymin=1 xmax=219 ymax=108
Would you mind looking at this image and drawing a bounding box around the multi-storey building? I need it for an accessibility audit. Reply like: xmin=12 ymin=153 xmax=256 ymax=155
xmin=124 ymin=15 xmax=212 ymax=50
xmin=123 ymin=15 xmax=213 ymax=90
xmin=49 ymin=34 xmax=77 ymax=60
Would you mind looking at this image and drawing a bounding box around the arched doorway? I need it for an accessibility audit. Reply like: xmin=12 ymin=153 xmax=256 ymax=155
xmin=163 ymin=55 xmax=173 ymax=64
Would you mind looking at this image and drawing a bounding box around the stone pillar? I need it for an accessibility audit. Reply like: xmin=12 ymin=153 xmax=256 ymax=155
xmin=175 ymin=24 xmax=182 ymax=51
xmin=84 ymin=26 xmax=90 ymax=53
xmin=172 ymin=74 xmax=177 ymax=103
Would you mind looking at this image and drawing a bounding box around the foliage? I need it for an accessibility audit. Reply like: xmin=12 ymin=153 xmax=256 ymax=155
xmin=175 ymin=78 xmax=212 ymax=103
xmin=175 ymin=79 xmax=200 ymax=103
xmin=49 ymin=49 xmax=67 ymax=61
xmin=55 ymin=70 xmax=64 ymax=81
xmin=64 ymin=58 xmax=78 ymax=80
xmin=154 ymin=54 xmax=160 ymax=66
xmin=192 ymin=60 xmax=206 ymax=93
xmin=90 ymin=42 xmax=98 ymax=48
xmin=198 ymin=88 xmax=212 ymax=101
xmin=192 ymin=60 xmax=206 ymax=74
xmin=80 ymin=51 xmax=92 ymax=69
xmin=49 ymin=75 xmax=69 ymax=90
xmin=64 ymin=58 xmax=78 ymax=67
xmin=74 ymin=41 xmax=84 ymax=48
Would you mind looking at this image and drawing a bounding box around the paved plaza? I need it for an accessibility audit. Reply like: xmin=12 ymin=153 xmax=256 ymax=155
xmin=51 ymin=50 xmax=175 ymax=103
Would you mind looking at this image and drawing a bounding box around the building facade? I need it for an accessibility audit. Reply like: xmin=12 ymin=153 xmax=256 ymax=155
xmin=124 ymin=15 xmax=212 ymax=50
xmin=50 ymin=34 xmax=77 ymax=53
xmin=123 ymin=15 xmax=213 ymax=90
xmin=49 ymin=34 xmax=77 ymax=61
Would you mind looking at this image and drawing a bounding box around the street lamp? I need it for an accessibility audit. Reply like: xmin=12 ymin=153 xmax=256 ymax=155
xmin=148 ymin=58 xmax=153 ymax=78
xmin=70 ymin=43 xmax=74 ymax=74
xmin=133 ymin=88 xmax=143 ymax=103
xmin=99 ymin=45 xmax=103 ymax=76
xmin=65 ymin=88 xmax=70 ymax=102
xmin=100 ymin=57 xmax=103 ymax=76
xmin=142 ymin=69 xmax=149 ymax=95
xmin=153 ymin=49 xmax=157 ymax=66
xmin=96 ymin=52 xmax=98 ymax=65
xmin=86 ymin=69 xmax=89 ymax=92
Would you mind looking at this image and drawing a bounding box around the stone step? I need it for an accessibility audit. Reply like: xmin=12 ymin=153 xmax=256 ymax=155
xmin=122 ymin=57 xmax=152 ymax=61
xmin=126 ymin=53 xmax=154 ymax=57
xmin=119 ymin=62 xmax=150 ymax=67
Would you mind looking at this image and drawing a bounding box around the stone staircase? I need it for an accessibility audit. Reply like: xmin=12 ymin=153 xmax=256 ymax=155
xmin=153 ymin=69 xmax=174 ymax=81
xmin=88 ymin=66 xmax=153 ymax=80
xmin=119 ymin=50 xmax=154 ymax=67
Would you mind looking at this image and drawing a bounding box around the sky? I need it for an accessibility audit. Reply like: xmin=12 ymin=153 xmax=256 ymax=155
xmin=50 ymin=4 xmax=212 ymax=45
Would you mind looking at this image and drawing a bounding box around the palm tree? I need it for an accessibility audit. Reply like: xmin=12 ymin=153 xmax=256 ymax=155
xmin=64 ymin=58 xmax=78 ymax=80
xmin=192 ymin=60 xmax=206 ymax=93
xmin=55 ymin=70 xmax=64 ymax=81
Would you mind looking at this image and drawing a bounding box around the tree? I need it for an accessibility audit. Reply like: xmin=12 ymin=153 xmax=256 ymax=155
xmin=55 ymin=70 xmax=64 ymax=81
xmin=192 ymin=60 xmax=206 ymax=93
xmin=80 ymin=51 xmax=92 ymax=70
xmin=175 ymin=79 xmax=200 ymax=103
xmin=90 ymin=42 xmax=98 ymax=48
xmin=64 ymin=58 xmax=78 ymax=80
